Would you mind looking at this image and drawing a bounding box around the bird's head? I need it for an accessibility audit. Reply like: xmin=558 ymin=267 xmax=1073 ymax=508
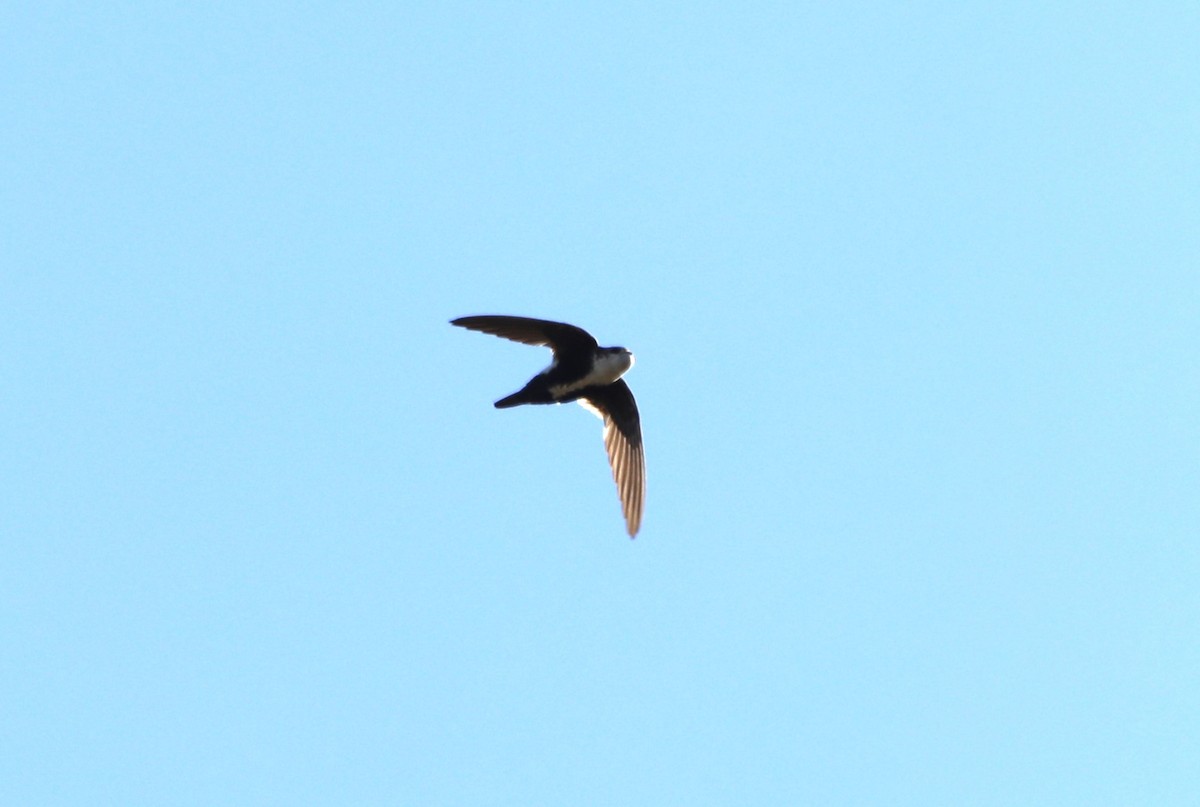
xmin=608 ymin=346 xmax=634 ymax=368
xmin=593 ymin=346 xmax=634 ymax=381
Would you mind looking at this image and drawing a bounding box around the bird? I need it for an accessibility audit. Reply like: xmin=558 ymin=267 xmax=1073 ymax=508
xmin=450 ymin=315 xmax=645 ymax=538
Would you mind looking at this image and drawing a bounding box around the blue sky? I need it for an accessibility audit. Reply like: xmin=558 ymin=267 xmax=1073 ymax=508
xmin=3 ymin=3 xmax=1197 ymax=804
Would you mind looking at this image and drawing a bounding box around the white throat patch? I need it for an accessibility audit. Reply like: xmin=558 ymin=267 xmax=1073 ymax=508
xmin=586 ymin=350 xmax=633 ymax=385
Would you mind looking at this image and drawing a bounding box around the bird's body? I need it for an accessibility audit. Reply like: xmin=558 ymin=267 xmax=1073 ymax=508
xmin=451 ymin=315 xmax=645 ymax=537
xmin=494 ymin=346 xmax=633 ymax=408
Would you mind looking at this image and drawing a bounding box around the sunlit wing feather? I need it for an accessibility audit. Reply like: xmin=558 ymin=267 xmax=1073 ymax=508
xmin=579 ymin=380 xmax=645 ymax=537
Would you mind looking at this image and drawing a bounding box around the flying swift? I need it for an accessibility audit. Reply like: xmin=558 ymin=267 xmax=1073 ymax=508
xmin=451 ymin=315 xmax=645 ymax=537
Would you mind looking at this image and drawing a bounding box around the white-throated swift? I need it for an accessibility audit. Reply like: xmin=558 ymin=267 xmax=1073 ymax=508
xmin=451 ymin=315 xmax=645 ymax=538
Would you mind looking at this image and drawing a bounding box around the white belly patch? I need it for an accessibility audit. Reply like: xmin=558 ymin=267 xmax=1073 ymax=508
xmin=549 ymin=350 xmax=633 ymax=396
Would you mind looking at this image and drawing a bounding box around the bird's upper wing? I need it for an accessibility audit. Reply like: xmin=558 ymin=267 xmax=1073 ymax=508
xmin=579 ymin=380 xmax=645 ymax=538
xmin=450 ymin=315 xmax=598 ymax=355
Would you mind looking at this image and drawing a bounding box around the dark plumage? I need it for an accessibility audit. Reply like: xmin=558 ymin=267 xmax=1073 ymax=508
xmin=451 ymin=315 xmax=645 ymax=537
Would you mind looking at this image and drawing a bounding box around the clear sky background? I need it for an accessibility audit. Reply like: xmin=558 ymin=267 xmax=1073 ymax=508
xmin=3 ymin=3 xmax=1197 ymax=804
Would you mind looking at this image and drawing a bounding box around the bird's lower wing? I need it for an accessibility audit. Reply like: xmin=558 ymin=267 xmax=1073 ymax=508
xmin=579 ymin=380 xmax=645 ymax=537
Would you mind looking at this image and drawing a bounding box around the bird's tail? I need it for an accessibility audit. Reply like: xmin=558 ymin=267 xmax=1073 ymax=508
xmin=494 ymin=384 xmax=554 ymax=408
xmin=494 ymin=391 xmax=528 ymax=409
